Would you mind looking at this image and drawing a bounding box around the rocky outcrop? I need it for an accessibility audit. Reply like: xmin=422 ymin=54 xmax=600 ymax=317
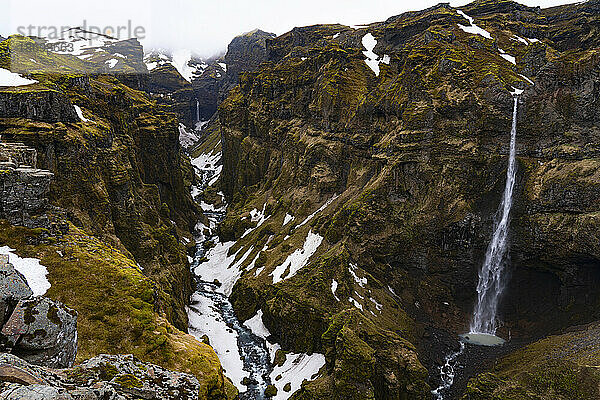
xmin=191 ymin=29 xmax=275 ymax=122
xmin=0 ymin=87 xmax=78 ymax=123
xmin=0 ymin=255 xmax=32 ymax=323
xmin=0 ymin=142 xmax=53 ymax=228
xmin=0 ymin=353 xmax=205 ymax=400
xmin=2 ymin=297 xmax=77 ymax=368
xmin=146 ymin=64 xmax=196 ymax=127
xmin=224 ymin=29 xmax=276 ymax=83
xmin=0 ymin=255 xmax=77 ymax=369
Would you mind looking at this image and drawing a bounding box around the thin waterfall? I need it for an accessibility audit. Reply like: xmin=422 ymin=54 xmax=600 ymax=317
xmin=470 ymin=94 xmax=519 ymax=335
xmin=196 ymin=99 xmax=200 ymax=123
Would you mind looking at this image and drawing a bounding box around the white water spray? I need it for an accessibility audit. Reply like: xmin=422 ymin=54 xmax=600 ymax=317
xmin=196 ymin=99 xmax=200 ymax=123
xmin=470 ymin=94 xmax=520 ymax=335
xmin=431 ymin=343 xmax=465 ymax=400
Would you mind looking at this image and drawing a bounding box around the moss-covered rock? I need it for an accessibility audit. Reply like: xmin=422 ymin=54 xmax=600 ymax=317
xmin=0 ymin=220 xmax=235 ymax=399
xmin=216 ymin=1 xmax=600 ymax=398
xmin=463 ymin=322 xmax=600 ymax=400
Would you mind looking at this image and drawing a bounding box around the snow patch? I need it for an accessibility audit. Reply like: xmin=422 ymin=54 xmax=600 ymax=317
xmin=349 ymin=297 xmax=363 ymax=311
xmin=241 ymin=204 xmax=270 ymax=238
xmin=349 ymin=263 xmax=367 ymax=287
xmin=243 ymin=310 xmax=270 ymax=340
xmin=269 ymin=352 xmax=325 ymax=400
xmin=297 ymin=194 xmax=339 ymax=228
xmin=187 ymin=293 xmax=247 ymax=391
xmin=217 ymin=62 xmax=227 ymax=71
xmin=497 ymin=49 xmax=516 ymax=65
xmin=73 ymin=105 xmax=90 ymax=122
xmin=370 ymin=297 xmax=383 ymax=311
xmin=331 ymin=279 xmax=340 ymax=301
xmin=105 ymin=59 xmax=118 ymax=68
xmin=194 ymin=241 xmax=254 ymax=296
xmin=0 ymin=247 xmax=50 ymax=296
xmin=362 ymin=33 xmax=381 ymax=76
xmin=519 ymin=73 xmax=534 ymax=85
xmin=512 ymin=35 xmax=530 ymax=45
xmin=456 ymin=10 xmax=492 ymax=39
xmin=271 ymin=231 xmax=323 ymax=284
xmin=0 ymin=68 xmax=38 ymax=87
xmin=171 ymin=49 xmax=195 ymax=82
xmin=178 ymin=123 xmax=199 ymax=148
xmin=283 ymin=213 xmax=294 ymax=226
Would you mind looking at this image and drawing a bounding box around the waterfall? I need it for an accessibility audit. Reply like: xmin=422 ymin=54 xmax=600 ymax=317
xmin=470 ymin=95 xmax=519 ymax=335
xmin=196 ymin=99 xmax=200 ymax=123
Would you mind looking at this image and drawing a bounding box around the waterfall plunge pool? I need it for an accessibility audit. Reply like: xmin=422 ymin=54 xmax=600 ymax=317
xmin=459 ymin=333 xmax=506 ymax=347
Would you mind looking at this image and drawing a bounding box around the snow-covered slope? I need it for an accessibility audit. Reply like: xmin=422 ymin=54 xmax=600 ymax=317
xmin=144 ymin=49 xmax=209 ymax=82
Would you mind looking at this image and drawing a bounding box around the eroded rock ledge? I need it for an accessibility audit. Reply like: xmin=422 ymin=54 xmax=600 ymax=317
xmin=0 ymin=141 xmax=53 ymax=229
xmin=0 ymin=353 xmax=203 ymax=400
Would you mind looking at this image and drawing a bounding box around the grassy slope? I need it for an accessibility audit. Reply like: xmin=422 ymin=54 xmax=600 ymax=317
xmin=0 ymin=220 xmax=237 ymax=399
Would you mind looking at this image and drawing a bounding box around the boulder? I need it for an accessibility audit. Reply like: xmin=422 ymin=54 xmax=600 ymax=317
xmin=1 ymin=297 xmax=77 ymax=368
xmin=0 ymin=384 xmax=74 ymax=400
xmin=0 ymin=353 xmax=203 ymax=400
xmin=0 ymin=255 xmax=32 ymax=323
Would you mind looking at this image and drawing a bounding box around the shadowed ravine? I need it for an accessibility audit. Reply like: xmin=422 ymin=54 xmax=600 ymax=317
xmin=187 ymin=202 xmax=273 ymax=399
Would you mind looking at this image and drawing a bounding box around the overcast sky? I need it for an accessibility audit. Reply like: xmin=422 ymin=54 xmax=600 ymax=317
xmin=2 ymin=0 xmax=578 ymax=58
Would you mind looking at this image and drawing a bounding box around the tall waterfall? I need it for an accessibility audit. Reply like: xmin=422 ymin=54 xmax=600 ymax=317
xmin=196 ymin=99 xmax=200 ymax=123
xmin=470 ymin=95 xmax=519 ymax=335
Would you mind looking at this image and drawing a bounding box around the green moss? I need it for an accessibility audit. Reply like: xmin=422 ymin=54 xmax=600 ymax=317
xmin=0 ymin=220 xmax=235 ymax=400
xmin=265 ymin=384 xmax=278 ymax=397
xmin=114 ymin=374 xmax=143 ymax=388
xmin=97 ymin=362 xmax=119 ymax=381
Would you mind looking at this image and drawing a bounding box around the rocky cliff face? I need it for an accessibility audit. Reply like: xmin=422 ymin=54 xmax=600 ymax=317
xmin=0 ymin=142 xmax=54 ymax=228
xmin=0 ymin=36 xmax=235 ymax=399
xmin=212 ymin=0 xmax=600 ymax=398
xmin=0 ymin=66 xmax=198 ymax=331
xmin=191 ymin=29 xmax=275 ymax=123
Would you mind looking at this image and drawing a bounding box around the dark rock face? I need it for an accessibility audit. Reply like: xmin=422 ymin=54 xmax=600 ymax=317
xmin=191 ymin=29 xmax=275 ymax=122
xmin=0 ymin=255 xmax=77 ymax=369
xmin=0 ymin=255 xmax=32 ymax=323
xmin=0 ymin=142 xmax=53 ymax=229
xmin=0 ymin=60 xmax=199 ymax=331
xmin=146 ymin=64 xmax=196 ymax=126
xmin=224 ymin=29 xmax=276 ymax=82
xmin=0 ymin=89 xmax=78 ymax=123
xmin=192 ymin=65 xmax=226 ymax=122
xmin=2 ymin=297 xmax=77 ymax=368
xmin=0 ymin=353 xmax=204 ymax=400
xmin=214 ymin=1 xmax=600 ymax=398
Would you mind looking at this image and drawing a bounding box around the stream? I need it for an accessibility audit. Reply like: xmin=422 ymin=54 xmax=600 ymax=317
xmin=186 ymin=151 xmax=273 ymax=399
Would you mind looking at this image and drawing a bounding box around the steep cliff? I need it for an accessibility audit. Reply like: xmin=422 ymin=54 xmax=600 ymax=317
xmin=0 ymin=35 xmax=235 ymax=398
xmin=192 ymin=29 xmax=276 ymax=122
xmin=212 ymin=0 xmax=600 ymax=398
